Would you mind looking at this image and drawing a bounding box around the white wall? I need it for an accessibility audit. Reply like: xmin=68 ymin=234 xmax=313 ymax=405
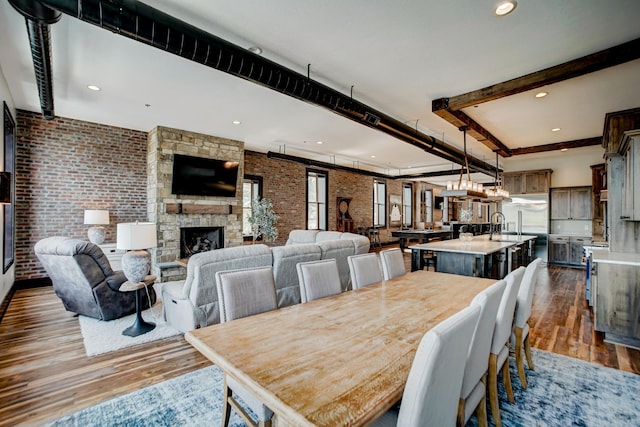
xmin=503 ymin=145 xmax=605 ymax=188
xmin=0 ymin=63 xmax=15 ymax=306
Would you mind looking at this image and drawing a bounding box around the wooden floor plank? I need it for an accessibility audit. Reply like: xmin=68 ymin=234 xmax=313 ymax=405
xmin=0 ymin=260 xmax=638 ymax=426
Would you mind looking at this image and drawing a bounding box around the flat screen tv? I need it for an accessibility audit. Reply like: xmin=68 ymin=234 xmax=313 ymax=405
xmin=171 ymin=154 xmax=239 ymax=197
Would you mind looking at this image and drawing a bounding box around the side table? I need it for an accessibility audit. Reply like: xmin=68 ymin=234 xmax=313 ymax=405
xmin=119 ymin=275 xmax=157 ymax=337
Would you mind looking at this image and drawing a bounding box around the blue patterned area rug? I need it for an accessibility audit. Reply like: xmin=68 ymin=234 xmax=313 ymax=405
xmin=46 ymin=349 xmax=640 ymax=427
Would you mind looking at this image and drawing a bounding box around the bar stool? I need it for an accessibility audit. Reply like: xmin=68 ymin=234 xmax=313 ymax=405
xmin=422 ymin=237 xmax=442 ymax=271
xmin=368 ymin=227 xmax=381 ymax=250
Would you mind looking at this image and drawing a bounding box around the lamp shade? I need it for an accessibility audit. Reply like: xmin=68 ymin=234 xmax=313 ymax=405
xmin=117 ymin=222 xmax=157 ymax=250
xmin=84 ymin=209 xmax=109 ymax=225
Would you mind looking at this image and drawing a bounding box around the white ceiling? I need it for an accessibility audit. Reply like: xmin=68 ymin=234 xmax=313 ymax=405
xmin=1 ymin=0 xmax=640 ymax=184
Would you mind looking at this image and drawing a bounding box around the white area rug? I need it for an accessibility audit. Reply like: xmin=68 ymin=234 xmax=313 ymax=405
xmin=79 ymin=286 xmax=181 ymax=356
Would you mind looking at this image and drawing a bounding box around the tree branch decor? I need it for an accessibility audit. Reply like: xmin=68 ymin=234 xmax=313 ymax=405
xmin=247 ymin=198 xmax=279 ymax=243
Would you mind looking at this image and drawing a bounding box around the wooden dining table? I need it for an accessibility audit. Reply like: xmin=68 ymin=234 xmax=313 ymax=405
xmin=185 ymin=270 xmax=496 ymax=427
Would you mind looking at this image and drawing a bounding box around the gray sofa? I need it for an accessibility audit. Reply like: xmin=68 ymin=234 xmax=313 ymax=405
xmin=162 ymin=230 xmax=369 ymax=332
xmin=34 ymin=236 xmax=156 ymax=321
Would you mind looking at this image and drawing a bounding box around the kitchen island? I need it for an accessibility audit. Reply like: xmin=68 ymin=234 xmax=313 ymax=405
xmin=409 ymin=234 xmax=537 ymax=279
xmin=391 ymin=229 xmax=453 ymax=251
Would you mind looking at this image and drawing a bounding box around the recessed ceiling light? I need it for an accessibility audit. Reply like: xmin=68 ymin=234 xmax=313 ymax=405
xmin=552 ymin=128 xmax=561 ymax=132
xmin=316 ymin=141 xmax=323 ymax=145
xmin=87 ymin=85 xmax=101 ymax=91
xmin=535 ymin=91 xmax=548 ymax=98
xmin=232 ymin=120 xmax=241 ymax=125
xmin=248 ymin=46 xmax=263 ymax=55
xmin=495 ymin=1 xmax=517 ymax=16
xmin=371 ymin=155 xmax=376 ymax=159
xmin=561 ymin=148 xmax=568 ymax=152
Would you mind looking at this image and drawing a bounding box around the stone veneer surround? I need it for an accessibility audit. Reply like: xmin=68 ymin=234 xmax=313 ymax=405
xmin=147 ymin=126 xmax=244 ymax=278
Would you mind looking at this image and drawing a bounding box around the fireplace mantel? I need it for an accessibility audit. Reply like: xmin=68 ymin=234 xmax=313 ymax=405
xmin=165 ymin=203 xmax=242 ymax=215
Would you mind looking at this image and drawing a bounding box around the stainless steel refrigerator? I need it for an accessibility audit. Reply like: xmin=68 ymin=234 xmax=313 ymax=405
xmin=501 ymin=194 xmax=549 ymax=261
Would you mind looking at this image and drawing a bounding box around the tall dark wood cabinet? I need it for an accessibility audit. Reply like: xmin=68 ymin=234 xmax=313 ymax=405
xmin=336 ymin=197 xmax=353 ymax=232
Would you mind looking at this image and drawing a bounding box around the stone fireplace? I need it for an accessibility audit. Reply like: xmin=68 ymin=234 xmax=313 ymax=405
xmin=180 ymin=226 xmax=224 ymax=259
xmin=147 ymin=126 xmax=244 ymax=281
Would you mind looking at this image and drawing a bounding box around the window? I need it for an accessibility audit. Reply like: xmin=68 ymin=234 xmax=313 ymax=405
xmin=373 ymin=179 xmax=386 ymax=226
xmin=307 ymin=169 xmax=328 ymax=230
xmin=403 ymin=183 xmax=413 ymax=227
xmin=242 ymin=176 xmax=263 ymax=236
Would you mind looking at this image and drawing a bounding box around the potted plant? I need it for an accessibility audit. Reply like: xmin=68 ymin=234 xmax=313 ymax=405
xmin=246 ymin=198 xmax=279 ymax=244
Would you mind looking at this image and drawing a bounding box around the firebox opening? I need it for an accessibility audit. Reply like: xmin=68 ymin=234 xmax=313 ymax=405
xmin=180 ymin=226 xmax=224 ymax=259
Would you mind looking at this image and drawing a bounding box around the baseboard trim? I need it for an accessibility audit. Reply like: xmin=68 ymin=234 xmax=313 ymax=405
xmin=14 ymin=277 xmax=52 ymax=290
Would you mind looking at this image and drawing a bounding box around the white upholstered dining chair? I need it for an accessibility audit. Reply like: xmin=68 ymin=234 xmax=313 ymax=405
xmin=215 ymin=266 xmax=278 ymax=427
xmin=370 ymin=304 xmax=481 ymax=427
xmin=347 ymin=253 xmax=383 ymax=289
xmin=457 ymin=279 xmax=506 ymax=427
xmin=380 ymin=248 xmax=406 ymax=280
xmin=488 ymin=266 xmax=525 ymax=427
xmin=296 ymin=259 xmax=342 ymax=302
xmin=512 ymin=257 xmax=542 ymax=389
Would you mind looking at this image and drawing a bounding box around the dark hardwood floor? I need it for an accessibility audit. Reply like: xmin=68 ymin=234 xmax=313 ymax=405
xmin=0 ymin=256 xmax=638 ymax=426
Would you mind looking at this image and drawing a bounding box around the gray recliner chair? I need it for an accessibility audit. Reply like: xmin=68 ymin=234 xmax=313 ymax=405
xmin=34 ymin=236 xmax=156 ymax=320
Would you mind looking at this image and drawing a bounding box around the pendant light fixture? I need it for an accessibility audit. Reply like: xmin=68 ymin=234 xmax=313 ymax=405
xmin=485 ymin=150 xmax=511 ymax=201
xmin=441 ymin=126 xmax=488 ymax=199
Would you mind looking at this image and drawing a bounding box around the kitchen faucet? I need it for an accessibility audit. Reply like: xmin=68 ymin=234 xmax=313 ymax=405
xmin=489 ymin=211 xmax=505 ymax=240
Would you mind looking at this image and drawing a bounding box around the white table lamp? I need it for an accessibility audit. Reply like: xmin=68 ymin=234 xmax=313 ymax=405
xmin=117 ymin=222 xmax=157 ymax=284
xmin=84 ymin=209 xmax=109 ymax=244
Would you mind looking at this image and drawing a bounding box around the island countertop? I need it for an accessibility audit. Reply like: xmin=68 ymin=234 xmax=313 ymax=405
xmin=472 ymin=234 xmax=538 ymax=243
xmin=409 ymin=237 xmax=517 ymax=255
xmin=591 ymin=248 xmax=640 ymax=266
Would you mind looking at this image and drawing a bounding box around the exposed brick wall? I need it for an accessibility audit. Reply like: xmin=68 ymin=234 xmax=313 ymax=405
xmin=16 ymin=112 xmax=415 ymax=280
xmin=16 ymin=110 xmax=148 ymax=280
xmin=243 ymin=151 xmax=307 ymax=246
xmin=243 ymin=151 xmax=410 ymax=245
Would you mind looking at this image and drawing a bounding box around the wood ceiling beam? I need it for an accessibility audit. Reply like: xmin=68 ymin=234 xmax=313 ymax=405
xmin=443 ymin=37 xmax=640 ymax=110
xmin=451 ymin=110 xmax=512 ymax=157
xmin=510 ymin=137 xmax=602 ymax=156
xmin=432 ymin=38 xmax=640 ymax=158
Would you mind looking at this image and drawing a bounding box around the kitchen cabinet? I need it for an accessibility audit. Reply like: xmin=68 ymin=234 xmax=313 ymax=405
xmin=548 ymin=235 xmax=569 ymax=264
xmin=590 ymin=164 xmax=606 ymax=221
xmin=503 ymin=174 xmax=523 ymax=195
xmin=619 ymin=130 xmax=640 ymax=221
xmin=592 ymin=251 xmax=640 ymax=349
xmin=550 ymin=187 xmax=592 ymax=220
xmin=502 ymin=169 xmax=551 ymax=195
xmin=569 ymin=236 xmax=590 ymax=265
xmin=549 ymin=235 xmax=590 ymax=266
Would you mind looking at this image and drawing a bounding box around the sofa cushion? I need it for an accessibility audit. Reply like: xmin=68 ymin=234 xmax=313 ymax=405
xmin=315 ymin=231 xmax=344 ymax=242
xmin=185 ymin=244 xmax=273 ymax=307
xmin=317 ymin=239 xmax=356 ymax=292
xmin=272 ymin=243 xmax=322 ymax=308
xmin=340 ymin=232 xmax=371 ymax=254
xmin=286 ymin=230 xmax=319 ymax=245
